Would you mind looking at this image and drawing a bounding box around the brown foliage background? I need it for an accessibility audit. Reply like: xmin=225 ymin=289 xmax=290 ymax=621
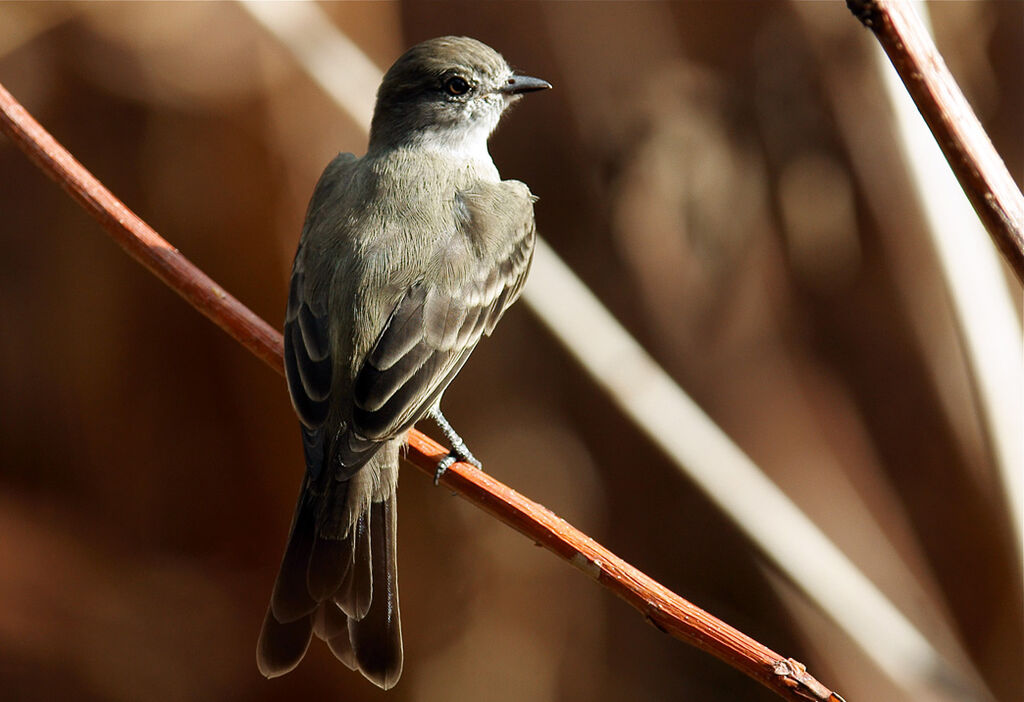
xmin=0 ymin=3 xmax=1020 ymax=701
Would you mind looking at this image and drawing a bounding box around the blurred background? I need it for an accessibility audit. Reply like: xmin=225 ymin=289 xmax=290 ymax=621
xmin=0 ymin=2 xmax=1021 ymax=701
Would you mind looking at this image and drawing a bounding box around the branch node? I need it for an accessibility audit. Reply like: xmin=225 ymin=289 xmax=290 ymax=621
xmin=644 ymin=613 xmax=669 ymax=635
xmin=773 ymin=658 xmax=842 ymax=702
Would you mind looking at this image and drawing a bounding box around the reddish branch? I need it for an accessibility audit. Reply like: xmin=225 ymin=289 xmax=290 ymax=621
xmin=848 ymin=0 xmax=1024 ymax=284
xmin=0 ymin=81 xmax=843 ymax=702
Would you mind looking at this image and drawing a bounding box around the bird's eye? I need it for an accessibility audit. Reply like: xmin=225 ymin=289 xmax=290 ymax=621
xmin=444 ymin=76 xmax=471 ymax=96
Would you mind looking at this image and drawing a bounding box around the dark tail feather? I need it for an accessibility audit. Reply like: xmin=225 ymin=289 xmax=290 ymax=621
xmin=257 ymin=484 xmax=319 ymax=678
xmin=348 ymin=496 xmax=403 ymax=689
xmin=256 ymin=609 xmax=314 ymax=678
xmin=314 ymin=603 xmax=357 ymax=670
xmin=258 ymin=474 xmax=402 ymax=688
xmin=307 ymin=528 xmax=355 ymax=603
xmin=336 ymin=509 xmax=372 ymax=619
xmin=268 ymin=489 xmax=318 ymax=623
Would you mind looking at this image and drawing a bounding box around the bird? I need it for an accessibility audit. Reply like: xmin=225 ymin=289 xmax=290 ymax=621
xmin=256 ymin=36 xmax=550 ymax=689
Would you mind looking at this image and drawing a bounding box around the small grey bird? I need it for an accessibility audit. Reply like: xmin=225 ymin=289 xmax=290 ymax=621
xmin=256 ymin=36 xmax=550 ymax=688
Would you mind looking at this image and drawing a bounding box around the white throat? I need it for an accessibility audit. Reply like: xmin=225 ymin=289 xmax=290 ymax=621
xmin=415 ymin=115 xmax=501 ymax=181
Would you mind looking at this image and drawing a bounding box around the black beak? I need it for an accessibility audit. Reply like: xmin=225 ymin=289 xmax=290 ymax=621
xmin=500 ymin=74 xmax=552 ymax=95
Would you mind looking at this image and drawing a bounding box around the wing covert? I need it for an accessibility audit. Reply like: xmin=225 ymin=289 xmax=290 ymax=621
xmin=285 ymin=268 xmax=333 ymax=432
xmin=334 ymin=215 xmax=535 ymax=471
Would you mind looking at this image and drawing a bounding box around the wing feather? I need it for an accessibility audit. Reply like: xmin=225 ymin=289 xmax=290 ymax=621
xmin=354 ymin=343 xmax=434 ymax=413
xmin=285 ymin=263 xmax=334 ymax=432
xmin=284 ymin=327 xmax=329 ymax=428
xmin=336 ymin=215 xmax=534 ymax=468
xmin=297 ymin=304 xmax=331 ymax=362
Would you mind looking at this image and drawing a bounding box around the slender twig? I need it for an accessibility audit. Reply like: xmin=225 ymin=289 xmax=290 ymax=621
xmin=0 ymin=81 xmax=843 ymax=701
xmin=864 ymin=1 xmax=1023 ymax=565
xmin=848 ymin=0 xmax=1024 ymax=284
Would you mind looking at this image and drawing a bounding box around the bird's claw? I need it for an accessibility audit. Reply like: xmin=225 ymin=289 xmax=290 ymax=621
xmin=434 ymin=454 xmax=456 ymax=485
xmin=433 ymin=449 xmax=483 ymax=486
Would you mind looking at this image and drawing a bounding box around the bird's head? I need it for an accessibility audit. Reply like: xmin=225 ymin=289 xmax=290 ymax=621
xmin=369 ymin=36 xmax=550 ymax=158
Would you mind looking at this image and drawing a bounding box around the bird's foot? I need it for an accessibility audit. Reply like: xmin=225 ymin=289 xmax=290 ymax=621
xmin=429 ymin=406 xmax=483 ymax=485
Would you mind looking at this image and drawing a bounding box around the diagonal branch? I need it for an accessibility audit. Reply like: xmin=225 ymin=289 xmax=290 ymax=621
xmin=847 ymin=0 xmax=1024 ymax=284
xmin=856 ymin=0 xmax=1024 ymax=565
xmin=0 ymin=81 xmax=843 ymax=702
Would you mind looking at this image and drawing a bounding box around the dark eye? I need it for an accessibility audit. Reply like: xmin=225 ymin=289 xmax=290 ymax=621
xmin=444 ymin=76 xmax=471 ymax=96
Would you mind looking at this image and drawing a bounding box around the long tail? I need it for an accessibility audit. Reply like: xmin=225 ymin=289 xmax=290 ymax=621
xmin=256 ymin=471 xmax=403 ymax=689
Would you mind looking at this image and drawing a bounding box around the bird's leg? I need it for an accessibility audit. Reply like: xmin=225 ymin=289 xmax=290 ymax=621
xmin=428 ymin=406 xmax=482 ymax=484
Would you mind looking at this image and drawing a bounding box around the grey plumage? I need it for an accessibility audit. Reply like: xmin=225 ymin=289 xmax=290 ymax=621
xmin=257 ymin=36 xmax=548 ymax=689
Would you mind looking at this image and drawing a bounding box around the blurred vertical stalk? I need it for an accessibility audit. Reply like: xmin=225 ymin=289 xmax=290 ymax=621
xmin=870 ymin=1 xmax=1023 ymax=565
xmin=0 ymin=3 xmax=77 ymax=58
xmin=238 ymin=2 xmax=991 ymax=699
